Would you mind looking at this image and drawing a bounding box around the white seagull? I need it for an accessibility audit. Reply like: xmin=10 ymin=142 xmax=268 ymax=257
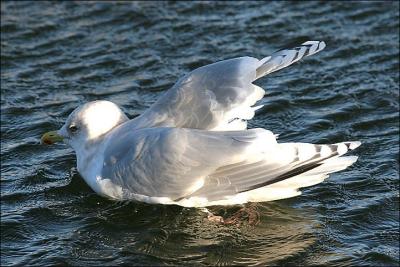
xmin=42 ymin=41 xmax=361 ymax=208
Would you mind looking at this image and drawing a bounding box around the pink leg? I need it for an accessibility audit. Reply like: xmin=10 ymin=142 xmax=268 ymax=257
xmin=202 ymin=203 xmax=260 ymax=226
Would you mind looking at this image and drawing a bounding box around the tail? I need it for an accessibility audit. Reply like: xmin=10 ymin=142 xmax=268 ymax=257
xmin=255 ymin=40 xmax=326 ymax=80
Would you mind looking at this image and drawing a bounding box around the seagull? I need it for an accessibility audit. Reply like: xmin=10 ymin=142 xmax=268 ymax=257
xmin=41 ymin=41 xmax=360 ymax=209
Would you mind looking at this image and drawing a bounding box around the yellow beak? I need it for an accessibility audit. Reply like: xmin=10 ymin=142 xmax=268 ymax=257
xmin=41 ymin=131 xmax=64 ymax=145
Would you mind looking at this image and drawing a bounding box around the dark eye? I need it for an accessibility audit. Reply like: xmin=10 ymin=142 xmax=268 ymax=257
xmin=69 ymin=125 xmax=78 ymax=133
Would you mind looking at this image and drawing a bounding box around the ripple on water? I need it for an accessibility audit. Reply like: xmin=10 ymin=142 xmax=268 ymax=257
xmin=1 ymin=1 xmax=399 ymax=266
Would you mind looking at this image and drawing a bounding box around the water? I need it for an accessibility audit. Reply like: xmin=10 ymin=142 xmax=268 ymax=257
xmin=1 ymin=1 xmax=399 ymax=266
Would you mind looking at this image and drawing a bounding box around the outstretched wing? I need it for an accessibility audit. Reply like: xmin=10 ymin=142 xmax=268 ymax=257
xmin=130 ymin=41 xmax=326 ymax=131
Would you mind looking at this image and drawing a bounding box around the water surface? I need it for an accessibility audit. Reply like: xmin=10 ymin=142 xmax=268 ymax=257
xmin=1 ymin=1 xmax=399 ymax=266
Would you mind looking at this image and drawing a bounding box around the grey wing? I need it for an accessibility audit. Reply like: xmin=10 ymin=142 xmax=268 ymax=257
xmin=130 ymin=41 xmax=326 ymax=131
xmin=100 ymin=126 xmax=359 ymax=204
xmin=186 ymin=141 xmax=360 ymax=201
xmin=132 ymin=57 xmax=264 ymax=131
xmin=101 ymin=127 xmax=270 ymax=200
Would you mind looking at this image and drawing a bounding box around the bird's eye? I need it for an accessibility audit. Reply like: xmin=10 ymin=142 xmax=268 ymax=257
xmin=69 ymin=125 xmax=78 ymax=133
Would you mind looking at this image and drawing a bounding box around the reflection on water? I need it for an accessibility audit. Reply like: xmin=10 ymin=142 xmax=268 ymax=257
xmin=64 ymin=198 xmax=319 ymax=266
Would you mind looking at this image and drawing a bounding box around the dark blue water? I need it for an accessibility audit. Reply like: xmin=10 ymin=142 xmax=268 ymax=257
xmin=1 ymin=1 xmax=399 ymax=266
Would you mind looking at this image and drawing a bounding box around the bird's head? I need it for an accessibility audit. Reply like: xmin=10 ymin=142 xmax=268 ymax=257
xmin=41 ymin=100 xmax=128 ymax=151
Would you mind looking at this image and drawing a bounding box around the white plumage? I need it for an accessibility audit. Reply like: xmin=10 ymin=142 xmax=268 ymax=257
xmin=43 ymin=40 xmax=361 ymax=207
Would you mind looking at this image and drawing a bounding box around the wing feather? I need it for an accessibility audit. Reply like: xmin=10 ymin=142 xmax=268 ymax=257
xmin=101 ymin=125 xmax=359 ymax=205
xmin=101 ymin=127 xmax=277 ymax=200
xmin=129 ymin=41 xmax=326 ymax=131
xmin=184 ymin=141 xmax=360 ymax=201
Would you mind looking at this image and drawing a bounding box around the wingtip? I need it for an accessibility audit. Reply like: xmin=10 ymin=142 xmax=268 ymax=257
xmin=348 ymin=141 xmax=361 ymax=150
xmin=302 ymin=40 xmax=326 ymax=45
xmin=320 ymin=41 xmax=326 ymax=49
xmin=302 ymin=40 xmax=326 ymax=52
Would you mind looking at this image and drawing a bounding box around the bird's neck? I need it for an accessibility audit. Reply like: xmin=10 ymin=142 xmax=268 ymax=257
xmin=75 ymin=139 xmax=104 ymax=192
